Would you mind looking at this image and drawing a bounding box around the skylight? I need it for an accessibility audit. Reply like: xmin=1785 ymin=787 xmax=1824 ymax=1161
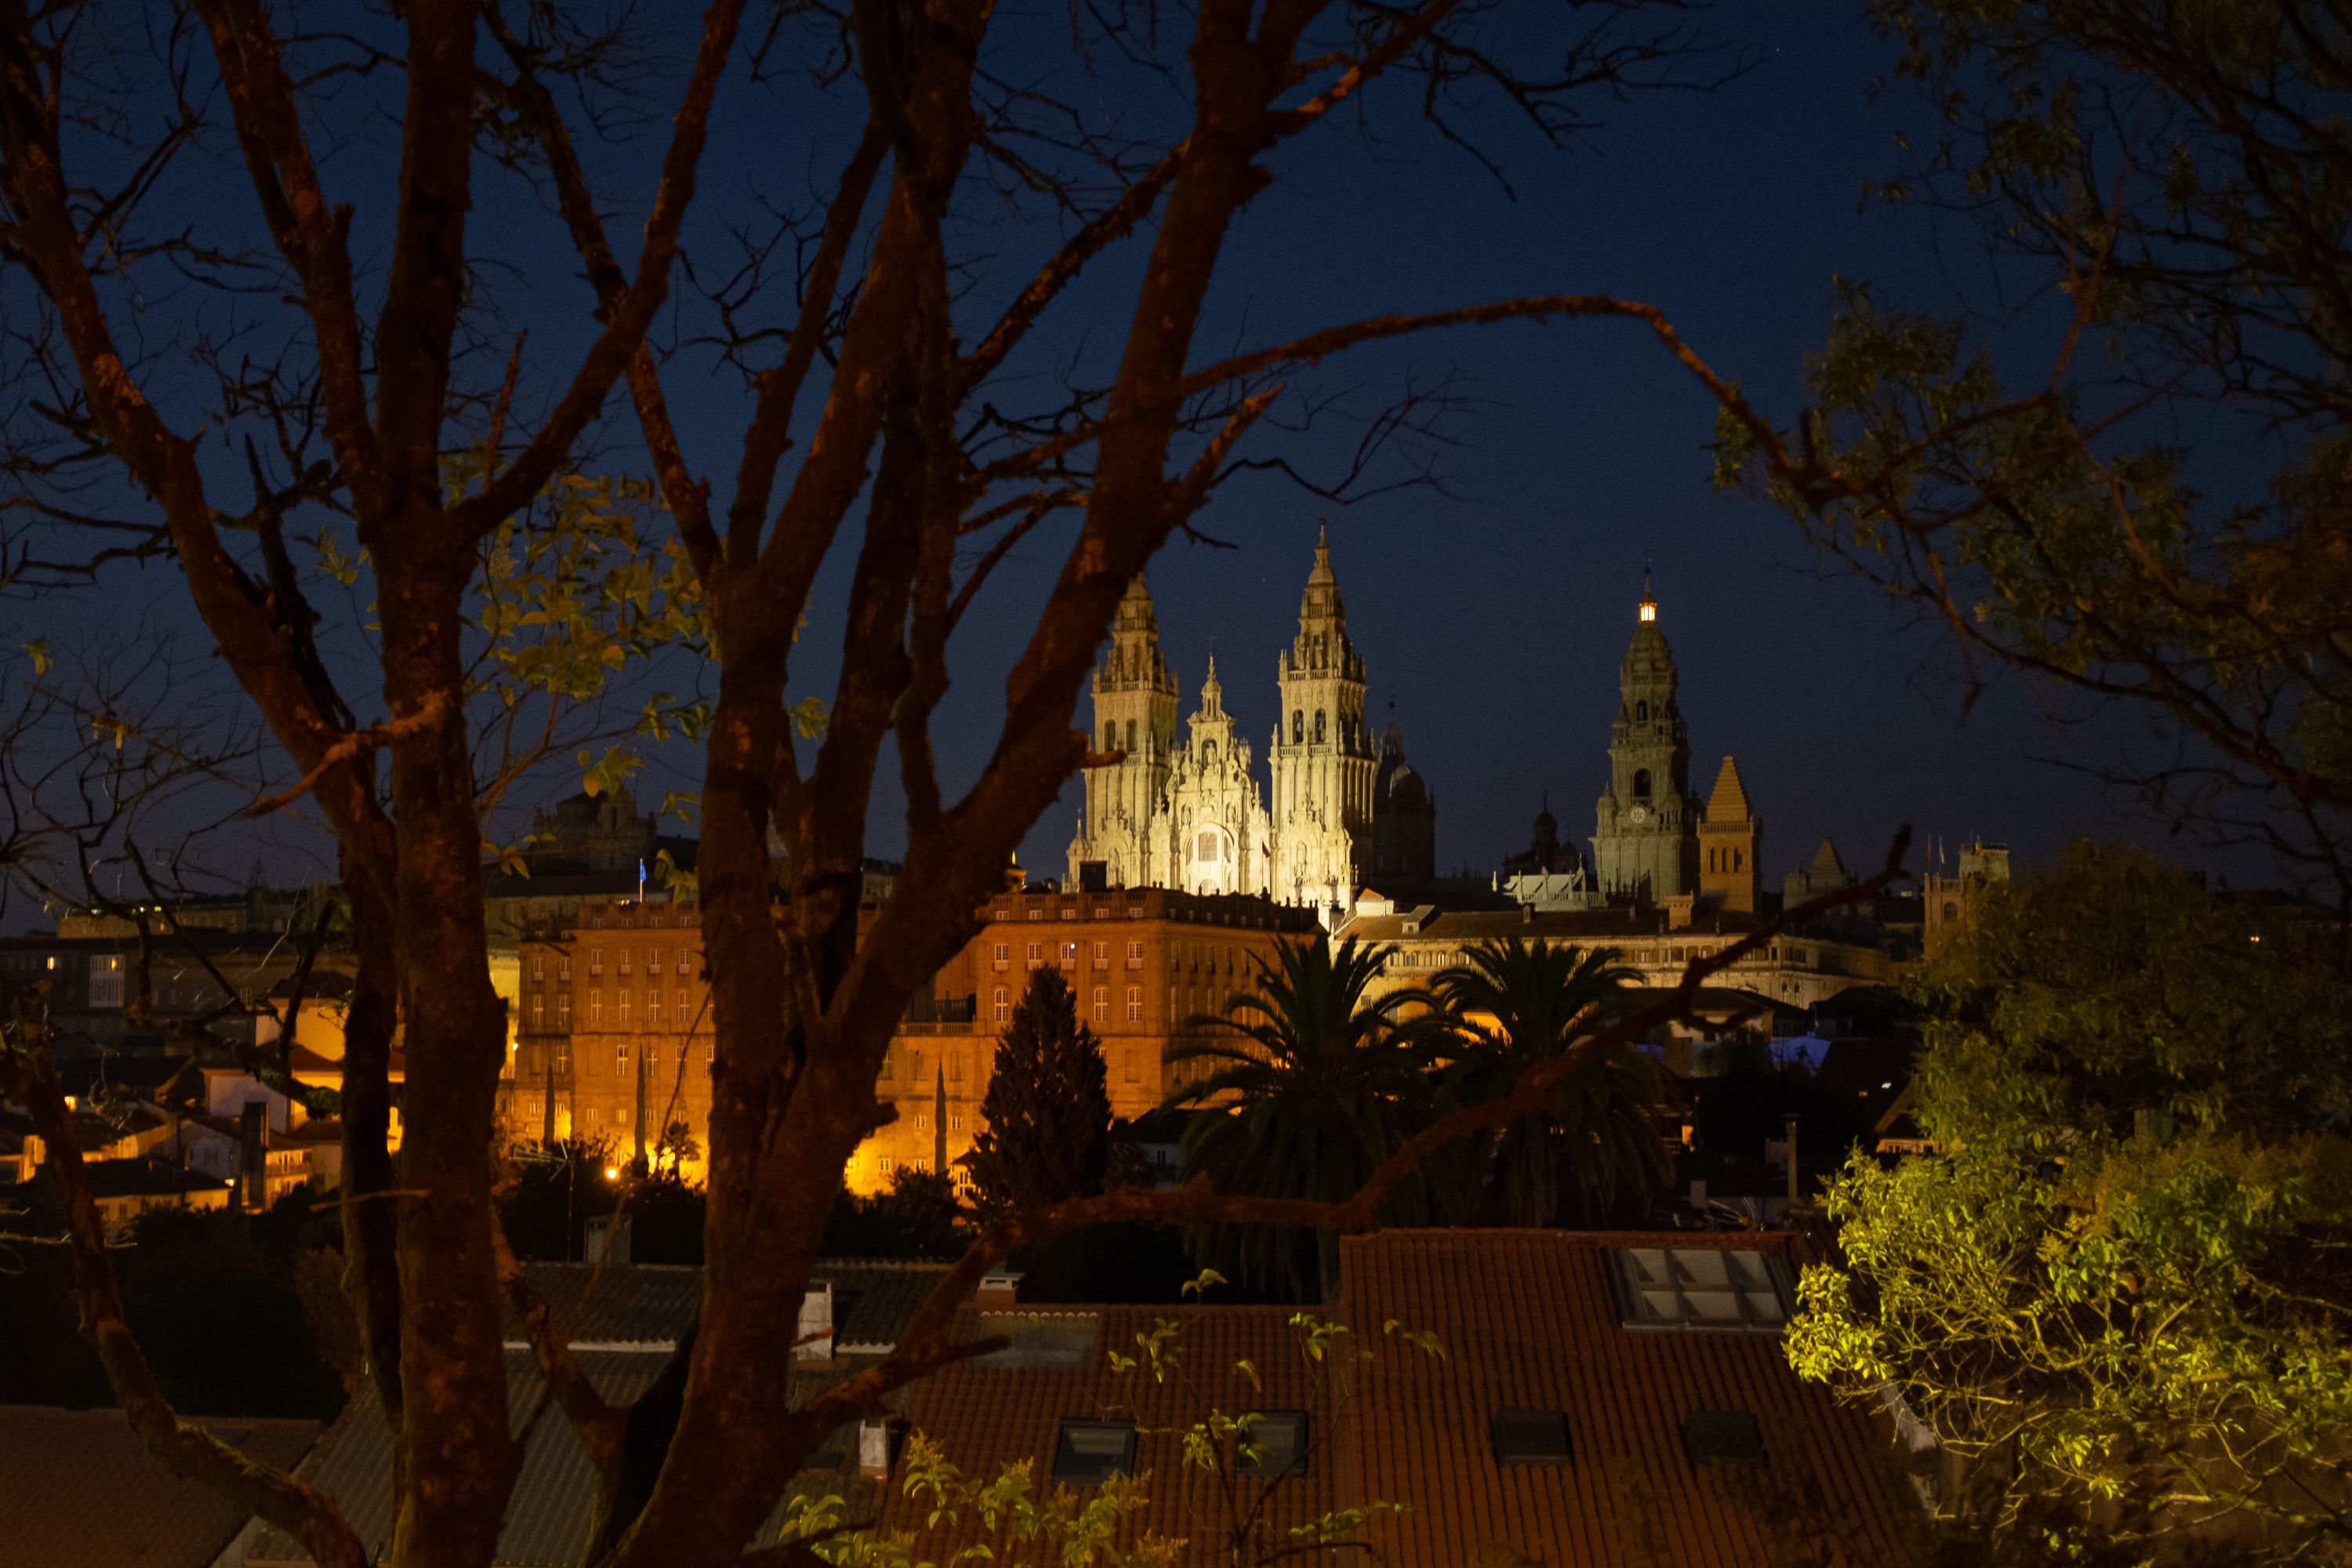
xmin=1237 ymin=1410 xmax=1308 ymax=1478
xmin=1051 ymin=1417 xmax=1138 ymax=1484
xmin=1682 ymin=1409 xmax=1766 ymax=1468
xmin=1610 ymin=1247 xmax=1792 ymax=1333
xmin=1490 ymin=1407 xmax=1572 ymax=1465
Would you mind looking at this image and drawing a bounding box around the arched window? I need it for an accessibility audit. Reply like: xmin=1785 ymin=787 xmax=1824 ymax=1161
xmin=1314 ymin=710 xmax=1327 ymax=744
xmin=1126 ymin=718 xmax=1138 ymax=752
xmin=1635 ymin=699 xmax=1650 ymax=722
xmin=1942 ymin=902 xmax=1959 ymax=921
xmin=1103 ymin=723 xmax=1117 ymax=751
xmin=1292 ymin=710 xmax=1305 ymax=744
xmin=1632 ymin=768 xmax=1652 ymax=800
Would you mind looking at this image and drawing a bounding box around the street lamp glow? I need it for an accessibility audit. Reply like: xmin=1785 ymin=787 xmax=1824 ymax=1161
xmin=602 ymin=1165 xmax=619 ymax=1181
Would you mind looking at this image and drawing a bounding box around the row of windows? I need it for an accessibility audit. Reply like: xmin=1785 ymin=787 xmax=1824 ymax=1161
xmin=988 ymin=984 xmax=1147 ymax=1024
xmin=530 ymin=949 xmax=695 ymax=982
xmin=529 ymin=989 xmax=703 ymax=1028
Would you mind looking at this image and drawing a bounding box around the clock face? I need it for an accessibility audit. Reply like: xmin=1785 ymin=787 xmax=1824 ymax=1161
xmin=1627 ymin=804 xmax=1649 ymax=825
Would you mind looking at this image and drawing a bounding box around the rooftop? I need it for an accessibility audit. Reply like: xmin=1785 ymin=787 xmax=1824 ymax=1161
xmin=0 ymin=1404 xmax=316 ymax=1568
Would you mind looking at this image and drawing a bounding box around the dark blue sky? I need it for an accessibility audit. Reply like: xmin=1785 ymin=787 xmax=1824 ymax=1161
xmin=16 ymin=4 xmax=2211 ymax=907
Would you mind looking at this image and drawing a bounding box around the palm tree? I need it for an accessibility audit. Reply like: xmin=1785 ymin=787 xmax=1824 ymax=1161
xmin=1425 ymin=938 xmax=1671 ymax=1228
xmin=1164 ymin=937 xmax=1433 ymax=1302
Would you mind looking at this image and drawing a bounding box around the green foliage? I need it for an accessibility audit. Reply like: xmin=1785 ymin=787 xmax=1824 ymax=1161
xmin=1906 ymin=842 xmax=2352 ymax=1149
xmin=967 ymin=967 xmax=1113 ymax=1222
xmin=1790 ymin=844 xmax=2352 ymax=1563
xmin=1166 ymin=938 xmax=1435 ymax=1302
xmin=1718 ymin=2 xmax=2352 ymax=877
xmin=775 ymin=1289 xmax=1428 ymax=1566
xmin=822 ymin=1167 xmax=967 ymax=1261
xmin=1422 ymin=938 xmax=1670 ymax=1227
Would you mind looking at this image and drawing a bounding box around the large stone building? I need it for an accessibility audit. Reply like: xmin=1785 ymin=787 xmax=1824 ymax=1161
xmin=503 ymin=882 xmax=1316 ymax=1194
xmin=1068 ymin=526 xmax=1435 ymax=920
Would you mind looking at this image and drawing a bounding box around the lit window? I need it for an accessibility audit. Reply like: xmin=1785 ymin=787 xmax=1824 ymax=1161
xmin=1092 ymin=987 xmax=1108 ymax=1022
xmin=616 ymin=1043 xmax=630 ymax=1071
xmin=648 ymin=994 xmax=663 ymax=1025
xmin=1610 ymin=1247 xmax=1791 ymax=1333
xmin=590 ymin=993 xmax=603 ymax=1025
xmin=993 ymin=987 xmax=1009 ymax=1022
xmin=1051 ymin=1419 xmax=1137 ymax=1485
xmin=530 ymin=996 xmax=544 ymax=1027
xmin=1490 ymin=1409 xmax=1571 ymax=1465
xmin=618 ymin=991 xmax=632 ymax=1023
xmin=1126 ymin=986 xmax=1142 ymax=1022
xmin=677 ymin=988 xmax=689 ymax=1020
xmin=557 ymin=995 xmax=571 ymax=1025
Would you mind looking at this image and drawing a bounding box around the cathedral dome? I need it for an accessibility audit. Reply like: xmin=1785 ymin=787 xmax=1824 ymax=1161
xmin=1531 ymin=800 xmax=1559 ymax=856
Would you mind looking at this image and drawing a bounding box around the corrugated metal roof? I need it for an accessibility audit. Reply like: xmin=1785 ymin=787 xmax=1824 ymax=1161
xmin=0 ymin=1404 xmax=316 ymax=1568
xmin=246 ymin=1349 xmax=669 ymax=1567
xmin=503 ymin=1260 xmax=949 ymax=1353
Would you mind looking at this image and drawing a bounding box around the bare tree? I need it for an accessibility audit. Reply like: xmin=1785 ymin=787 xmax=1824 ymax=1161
xmin=0 ymin=4 xmax=1878 ymax=1566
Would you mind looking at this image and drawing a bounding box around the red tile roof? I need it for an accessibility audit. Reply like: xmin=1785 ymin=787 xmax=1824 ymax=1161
xmin=884 ymin=1305 xmax=1361 ymax=1563
xmin=1339 ymin=1230 xmax=1918 ymax=1567
xmin=0 ymin=1404 xmax=317 ymax=1568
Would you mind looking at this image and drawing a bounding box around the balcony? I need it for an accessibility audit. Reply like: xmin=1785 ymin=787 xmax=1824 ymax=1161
xmin=901 ymin=993 xmax=978 ymax=1033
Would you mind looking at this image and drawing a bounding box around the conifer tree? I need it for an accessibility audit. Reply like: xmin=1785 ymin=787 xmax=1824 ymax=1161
xmin=967 ymin=968 xmax=1112 ymax=1221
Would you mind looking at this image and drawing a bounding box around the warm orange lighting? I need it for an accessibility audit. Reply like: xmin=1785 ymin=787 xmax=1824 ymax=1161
xmin=602 ymin=1165 xmax=619 ymax=1181
xmin=1638 ymin=599 xmax=1657 ymax=623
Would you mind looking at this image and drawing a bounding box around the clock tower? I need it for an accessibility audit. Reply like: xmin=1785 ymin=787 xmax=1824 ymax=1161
xmin=1592 ymin=575 xmax=1699 ymax=903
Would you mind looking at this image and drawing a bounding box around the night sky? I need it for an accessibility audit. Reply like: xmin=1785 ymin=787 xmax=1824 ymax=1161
xmin=13 ymin=5 xmax=2209 ymax=912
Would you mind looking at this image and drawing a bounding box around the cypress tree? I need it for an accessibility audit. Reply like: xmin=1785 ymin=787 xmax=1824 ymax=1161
xmin=967 ymin=967 xmax=1112 ymax=1220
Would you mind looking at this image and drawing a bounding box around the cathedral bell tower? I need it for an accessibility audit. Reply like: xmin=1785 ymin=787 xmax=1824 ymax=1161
xmin=1067 ymin=575 xmax=1179 ymax=888
xmin=1591 ymin=575 xmax=1699 ymax=904
xmin=1270 ymin=524 xmax=1374 ymax=915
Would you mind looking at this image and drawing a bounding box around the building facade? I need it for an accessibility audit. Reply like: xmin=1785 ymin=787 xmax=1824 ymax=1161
xmin=1068 ymin=525 xmax=1433 ymax=920
xmin=503 ymin=884 xmax=1316 ymax=1196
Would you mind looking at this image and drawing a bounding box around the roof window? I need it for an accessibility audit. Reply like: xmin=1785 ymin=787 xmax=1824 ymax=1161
xmin=1611 ymin=1247 xmax=1791 ymax=1333
xmin=1682 ymin=1408 xmax=1766 ymax=1468
xmin=1051 ymin=1417 xmax=1137 ymax=1484
xmin=1490 ymin=1407 xmax=1571 ymax=1465
xmin=1237 ymin=1410 xmax=1308 ymax=1477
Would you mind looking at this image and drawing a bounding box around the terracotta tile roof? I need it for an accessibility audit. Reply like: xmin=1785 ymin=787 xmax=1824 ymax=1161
xmin=882 ymin=1305 xmax=1358 ymax=1563
xmin=1338 ymin=1229 xmax=1918 ymax=1567
xmin=0 ymin=1403 xmax=316 ymax=1568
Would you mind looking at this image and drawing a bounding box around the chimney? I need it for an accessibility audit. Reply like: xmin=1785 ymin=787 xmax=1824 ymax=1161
xmin=583 ymin=1215 xmax=632 ymax=1265
xmin=239 ymin=1100 xmax=267 ymax=1209
xmin=858 ymin=1418 xmax=900 ymax=1480
xmin=798 ymin=1282 xmax=835 ymax=1360
xmin=976 ymin=1270 xmax=1023 ymax=1309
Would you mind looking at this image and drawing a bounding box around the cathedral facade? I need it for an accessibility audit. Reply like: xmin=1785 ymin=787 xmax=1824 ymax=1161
xmin=1068 ymin=527 xmax=1435 ymax=916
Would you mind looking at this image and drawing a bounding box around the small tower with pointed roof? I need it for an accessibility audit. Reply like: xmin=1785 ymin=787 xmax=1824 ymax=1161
xmin=1270 ymin=523 xmax=1374 ymax=916
xmin=1068 ymin=575 xmax=1180 ymax=888
xmin=1592 ymin=574 xmax=1700 ymax=904
xmin=1697 ymin=755 xmax=1762 ymax=914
